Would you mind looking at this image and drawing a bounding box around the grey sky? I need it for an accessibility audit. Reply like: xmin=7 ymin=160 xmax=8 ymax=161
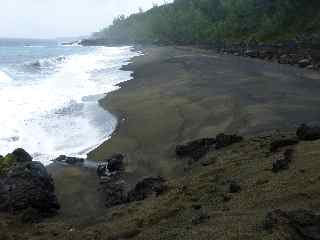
xmin=0 ymin=0 xmax=172 ymax=39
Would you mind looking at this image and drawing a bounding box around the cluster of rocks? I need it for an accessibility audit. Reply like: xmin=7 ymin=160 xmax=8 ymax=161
xmin=97 ymin=154 xmax=167 ymax=208
xmin=216 ymin=40 xmax=320 ymax=71
xmin=97 ymin=153 xmax=125 ymax=178
xmin=0 ymin=149 xmax=60 ymax=222
xmin=264 ymin=209 xmax=320 ymax=239
xmin=266 ymin=123 xmax=320 ymax=234
xmin=127 ymin=177 xmax=167 ymax=202
xmin=270 ymin=124 xmax=320 ymax=173
xmin=176 ymin=133 xmax=243 ymax=160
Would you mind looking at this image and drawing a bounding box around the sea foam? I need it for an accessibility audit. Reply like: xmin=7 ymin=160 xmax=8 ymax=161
xmin=0 ymin=70 xmax=12 ymax=83
xmin=0 ymin=46 xmax=140 ymax=165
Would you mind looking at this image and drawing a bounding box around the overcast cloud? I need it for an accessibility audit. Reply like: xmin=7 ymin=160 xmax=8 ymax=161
xmin=0 ymin=0 xmax=172 ymax=39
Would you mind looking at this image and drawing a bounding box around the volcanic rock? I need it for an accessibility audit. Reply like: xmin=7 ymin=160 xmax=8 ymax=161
xmin=176 ymin=138 xmax=216 ymax=160
xmin=265 ymin=209 xmax=320 ymax=239
xmin=215 ymin=134 xmax=243 ymax=149
xmin=270 ymin=138 xmax=299 ymax=152
xmin=0 ymin=151 xmax=59 ymax=220
xmin=297 ymin=124 xmax=320 ymax=141
xmin=127 ymin=177 xmax=167 ymax=202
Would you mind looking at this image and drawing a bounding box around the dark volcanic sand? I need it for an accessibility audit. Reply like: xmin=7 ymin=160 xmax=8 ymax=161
xmin=89 ymin=46 xmax=320 ymax=176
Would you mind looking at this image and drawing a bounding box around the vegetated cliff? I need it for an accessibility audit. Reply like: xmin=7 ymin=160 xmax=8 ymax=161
xmin=82 ymin=0 xmax=320 ymax=46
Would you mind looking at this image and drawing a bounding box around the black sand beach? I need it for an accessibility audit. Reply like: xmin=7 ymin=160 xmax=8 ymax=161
xmin=3 ymin=46 xmax=320 ymax=239
xmin=90 ymin=46 xmax=320 ymax=176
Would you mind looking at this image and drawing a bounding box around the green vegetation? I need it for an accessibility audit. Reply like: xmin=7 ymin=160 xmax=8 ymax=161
xmin=0 ymin=154 xmax=16 ymax=175
xmin=91 ymin=0 xmax=320 ymax=44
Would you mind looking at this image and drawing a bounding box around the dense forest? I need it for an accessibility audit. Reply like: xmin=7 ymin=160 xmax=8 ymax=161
xmin=86 ymin=0 xmax=320 ymax=45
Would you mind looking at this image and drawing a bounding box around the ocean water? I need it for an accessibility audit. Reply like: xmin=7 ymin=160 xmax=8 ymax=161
xmin=0 ymin=39 xmax=139 ymax=165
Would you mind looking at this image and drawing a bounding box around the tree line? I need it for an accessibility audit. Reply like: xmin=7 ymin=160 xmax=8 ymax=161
xmin=89 ymin=0 xmax=320 ymax=45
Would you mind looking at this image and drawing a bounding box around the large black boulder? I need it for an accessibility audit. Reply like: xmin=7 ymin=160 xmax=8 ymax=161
xmin=97 ymin=154 xmax=125 ymax=178
xmin=229 ymin=181 xmax=241 ymax=193
xmin=107 ymin=153 xmax=125 ymax=172
xmin=272 ymin=149 xmax=294 ymax=173
xmin=0 ymin=152 xmax=59 ymax=220
xmin=297 ymin=124 xmax=320 ymax=141
xmin=99 ymin=174 xmax=168 ymax=208
xmin=265 ymin=209 xmax=320 ymax=239
xmin=102 ymin=181 xmax=127 ymax=208
xmin=176 ymin=138 xmax=216 ymax=160
xmin=127 ymin=177 xmax=167 ymax=202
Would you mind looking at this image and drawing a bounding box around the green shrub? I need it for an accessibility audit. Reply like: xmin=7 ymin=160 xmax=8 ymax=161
xmin=0 ymin=154 xmax=17 ymax=176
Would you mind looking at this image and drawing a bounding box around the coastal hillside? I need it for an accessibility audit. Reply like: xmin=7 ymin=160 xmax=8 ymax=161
xmin=2 ymin=45 xmax=320 ymax=239
xmin=83 ymin=0 xmax=320 ymax=45
xmin=3 ymin=127 xmax=320 ymax=239
xmin=3 ymin=1 xmax=320 ymax=239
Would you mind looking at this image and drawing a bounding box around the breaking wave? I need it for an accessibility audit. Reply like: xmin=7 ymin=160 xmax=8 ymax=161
xmin=0 ymin=46 xmax=140 ymax=165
